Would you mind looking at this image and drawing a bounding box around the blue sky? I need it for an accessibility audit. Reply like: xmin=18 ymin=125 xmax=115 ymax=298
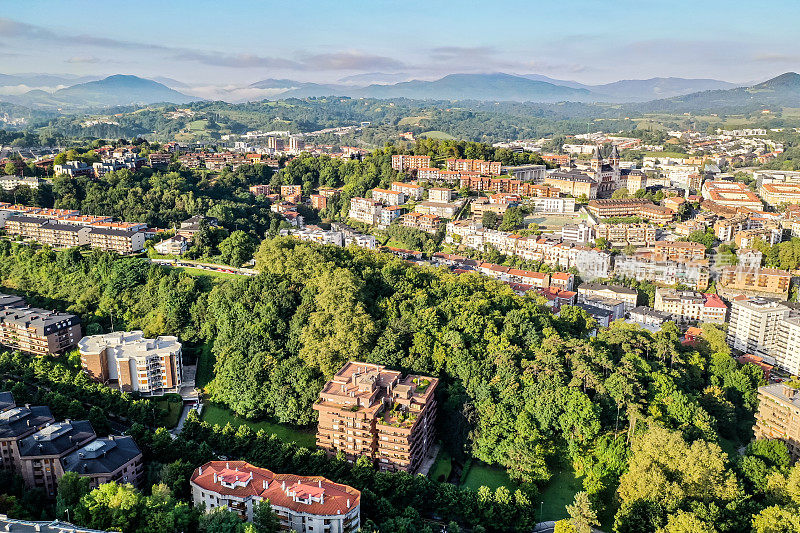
xmin=1 ymin=0 xmax=799 ymax=85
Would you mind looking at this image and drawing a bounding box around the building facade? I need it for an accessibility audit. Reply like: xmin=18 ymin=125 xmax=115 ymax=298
xmin=727 ymin=298 xmax=790 ymax=359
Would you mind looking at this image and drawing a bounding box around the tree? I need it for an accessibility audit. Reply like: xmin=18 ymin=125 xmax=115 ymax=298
xmin=594 ymin=237 xmax=609 ymax=250
xmin=200 ymin=507 xmax=247 ymax=533
xmin=658 ymin=511 xmax=718 ymax=533
xmin=4 ymin=161 xmax=17 ymax=176
xmin=566 ymin=492 xmax=598 ymax=533
xmin=612 ymin=188 xmax=630 ymax=199
xmin=751 ymin=506 xmax=800 ymax=533
xmin=499 ymin=206 xmax=524 ymax=231
xmin=218 ymin=230 xmax=257 ymax=267
xmin=482 ymin=210 xmax=499 ymax=229
xmin=56 ymin=471 xmax=91 ymax=520
xmin=253 ymin=500 xmax=280 ymax=533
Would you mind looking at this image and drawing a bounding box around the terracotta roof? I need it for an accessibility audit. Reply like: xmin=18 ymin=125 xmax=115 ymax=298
xmin=703 ymin=294 xmax=728 ymax=308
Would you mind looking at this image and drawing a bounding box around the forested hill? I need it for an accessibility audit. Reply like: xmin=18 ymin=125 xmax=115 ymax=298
xmin=1 ymin=234 xmax=796 ymax=530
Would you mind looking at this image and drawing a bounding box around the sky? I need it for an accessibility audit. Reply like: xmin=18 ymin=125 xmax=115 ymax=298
xmin=1 ymin=0 xmax=800 ymax=89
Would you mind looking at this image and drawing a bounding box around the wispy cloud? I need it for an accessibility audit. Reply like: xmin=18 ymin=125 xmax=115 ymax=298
xmin=66 ymin=55 xmax=101 ymax=64
xmin=752 ymin=53 xmax=800 ymax=64
xmin=302 ymin=51 xmax=405 ymax=71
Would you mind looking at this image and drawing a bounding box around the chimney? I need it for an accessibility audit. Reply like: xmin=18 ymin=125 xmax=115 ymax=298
xmin=198 ymin=466 xmax=202 ymax=475
xmin=213 ymin=473 xmax=217 ymax=483
xmin=262 ymin=480 xmax=267 ymax=489
xmin=347 ymin=499 xmax=350 ymax=508
xmin=226 ymin=462 xmax=229 ymax=469
xmin=318 ymin=480 xmax=322 ymax=487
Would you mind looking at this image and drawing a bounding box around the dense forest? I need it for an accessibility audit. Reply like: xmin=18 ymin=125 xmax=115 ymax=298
xmin=1 ymin=236 xmax=798 ymax=531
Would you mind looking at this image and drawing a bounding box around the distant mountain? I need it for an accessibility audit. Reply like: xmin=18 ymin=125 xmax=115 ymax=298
xmin=0 ymin=73 xmax=100 ymax=88
xmin=590 ymin=77 xmax=739 ymax=101
xmin=637 ymin=72 xmax=800 ymax=112
xmin=518 ymin=73 xmax=591 ymax=90
xmin=151 ymin=76 xmax=191 ymax=89
xmin=0 ymin=75 xmax=200 ymax=109
xmin=351 ymin=73 xmax=592 ymax=102
xmin=337 ymin=72 xmax=412 ymax=85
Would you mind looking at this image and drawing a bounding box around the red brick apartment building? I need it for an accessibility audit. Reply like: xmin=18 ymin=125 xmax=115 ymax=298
xmin=314 ymin=362 xmax=438 ymax=473
xmin=391 ymin=155 xmax=431 ymax=172
xmin=445 ymin=158 xmax=502 ymax=175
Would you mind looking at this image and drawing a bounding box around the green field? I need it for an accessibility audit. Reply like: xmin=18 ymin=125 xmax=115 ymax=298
xmin=175 ymin=266 xmax=240 ymax=281
xmin=429 ymin=448 xmax=452 ymax=483
xmin=459 ymin=461 xmax=513 ymax=491
xmin=200 ymin=403 xmax=316 ymax=449
xmin=419 ymin=130 xmax=456 ymax=140
xmin=538 ymin=468 xmax=584 ymax=522
xmin=194 ymin=342 xmax=215 ymax=389
xmin=156 ymin=397 xmax=183 ymax=428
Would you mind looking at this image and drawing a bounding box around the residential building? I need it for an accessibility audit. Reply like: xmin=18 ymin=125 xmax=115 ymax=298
xmin=310 ymin=194 xmax=328 ymax=210
xmin=528 ymin=196 xmax=575 ymax=213
xmin=775 ymin=317 xmax=800 ymax=376
xmin=348 ymin=197 xmax=382 ymax=225
xmin=414 ymin=201 xmax=459 ymax=219
xmin=148 ymin=153 xmax=172 ymax=169
xmin=5 ymin=216 xmax=92 ymax=248
xmin=735 ymin=227 xmax=782 ymax=249
xmin=717 ymin=266 xmax=792 ymax=300
xmin=561 ymin=223 xmax=592 ymax=245
xmin=577 ymin=283 xmax=638 ymax=313
xmin=0 ymin=306 xmax=81 ymax=356
xmin=638 ymin=204 xmax=674 ymax=224
xmin=759 ymin=182 xmax=800 ymax=207
xmin=0 ymin=175 xmax=42 ymax=190
xmin=60 ymin=436 xmax=143 ymax=489
xmin=629 ymin=306 xmax=670 ymax=328
xmin=571 ymin=302 xmax=613 ymax=328
xmin=191 ymin=461 xmax=360 ymax=533
xmin=53 ymin=161 xmax=92 ymax=178
xmin=391 ymin=182 xmax=423 ymax=201
xmin=249 ymin=184 xmax=271 ymax=196
xmin=714 ymin=215 xmax=750 ymax=242
xmin=281 ymin=185 xmax=302 ymax=203
xmin=613 ymin=255 xmax=710 ymax=291
xmin=0 ymin=405 xmax=54 ymax=471
xmin=727 ymin=298 xmax=790 ymax=359
xmin=0 ymin=516 xmax=110 ymax=533
xmin=78 ymin=331 xmax=182 ymax=395
xmin=550 ymin=272 xmax=575 ymax=291
xmin=593 ymin=223 xmax=657 ymax=246
xmin=753 ymin=384 xmax=800 ymax=461
xmin=738 ymin=249 xmax=763 ymax=269
xmin=445 ymin=158 xmax=502 ymax=175
xmin=391 ymin=155 xmax=431 ymax=172
xmin=501 ymin=164 xmax=546 ymax=181
xmin=543 ymin=170 xmax=598 ymax=199
xmin=652 ymin=241 xmax=706 ymax=261
xmin=586 ymin=198 xmax=653 ymax=218
xmin=17 ymin=420 xmax=95 ymax=496
xmin=428 ymin=188 xmax=456 ymax=203
xmin=701 ymin=180 xmax=763 ymax=210
xmin=371 ymin=188 xmax=406 ymax=206
xmin=379 ymin=205 xmax=405 ymax=226
xmin=523 ymin=184 xmax=561 ymax=198
xmin=737 ymin=354 xmax=773 ymax=381
xmin=580 ymin=296 xmax=626 ymax=320
xmin=314 ymin=361 xmax=438 ymax=473
xmin=401 ymin=212 xmax=442 ymax=234
xmin=154 ymin=235 xmax=190 ymax=255
xmin=654 ymin=288 xmax=728 ymax=323
xmin=88 ymin=228 xmax=145 ymax=254
xmin=92 ymin=156 xmax=144 ymax=178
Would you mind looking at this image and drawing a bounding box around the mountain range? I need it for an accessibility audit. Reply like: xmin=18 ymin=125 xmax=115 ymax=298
xmin=0 ymin=72 xmax=798 ymax=112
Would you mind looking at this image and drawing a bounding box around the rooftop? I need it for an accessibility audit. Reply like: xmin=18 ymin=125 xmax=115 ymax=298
xmin=61 ymin=436 xmax=141 ymax=476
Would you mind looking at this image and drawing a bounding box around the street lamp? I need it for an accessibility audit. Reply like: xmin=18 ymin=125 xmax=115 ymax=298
xmin=540 ymin=501 xmax=544 ymax=522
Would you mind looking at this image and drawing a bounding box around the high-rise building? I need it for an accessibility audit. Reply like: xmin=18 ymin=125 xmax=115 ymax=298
xmin=775 ymin=317 xmax=800 ymax=376
xmin=754 ymin=384 xmax=800 ymax=461
xmin=77 ymin=331 xmax=183 ymax=396
xmin=314 ymin=362 xmax=438 ymax=473
xmin=727 ymin=298 xmax=790 ymax=359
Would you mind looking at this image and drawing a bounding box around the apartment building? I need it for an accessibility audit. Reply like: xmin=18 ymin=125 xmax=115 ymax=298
xmin=614 ymin=255 xmax=710 ymax=291
xmin=652 ymin=241 xmax=706 ymax=261
xmin=348 ymin=197 xmax=382 ymax=225
xmin=78 ymin=331 xmax=182 ymax=395
xmin=249 ymin=184 xmax=271 ymax=196
xmin=5 ymin=216 xmax=91 ymax=248
xmin=759 ymin=183 xmax=800 ymax=207
xmin=314 ymin=362 xmax=438 ymax=473
xmin=445 ymin=158 xmax=502 ymax=175
xmin=191 ymin=461 xmax=360 ymax=533
xmin=542 ymin=170 xmax=598 ymax=199
xmin=149 ymin=153 xmax=173 ymax=169
xmin=718 ymin=266 xmax=791 ymax=300
xmin=428 ymin=188 xmax=456 ymax=203
xmin=593 ymin=223 xmax=657 ymax=246
xmin=577 ymin=283 xmax=638 ymax=313
xmin=654 ymin=288 xmax=728 ymax=323
xmin=0 ymin=405 xmax=54 ymax=471
xmin=401 ymin=212 xmax=442 ymax=234
xmin=754 ymin=384 xmax=800 ymax=461
xmin=735 ymin=227 xmax=782 ymax=249
xmin=775 ymin=317 xmax=800 ymax=376
xmin=727 ymin=298 xmax=790 ymax=359
xmin=714 ymin=215 xmax=750 ymax=242
xmin=87 ymin=227 xmax=145 ymax=254
xmin=701 ymin=180 xmax=763 ymax=210
xmin=391 ymin=182 xmax=423 ymax=201
xmin=391 ymin=155 xmax=431 ymax=172
xmin=528 ymin=196 xmax=576 ymax=214
xmin=0 ymin=175 xmax=42 ymax=190
xmin=154 ymin=235 xmax=190 ymax=255
xmin=60 ymin=436 xmax=143 ymax=489
xmin=501 ymin=164 xmax=547 ymax=181
xmin=561 ymin=223 xmax=593 ymax=245
xmin=523 ymin=184 xmax=561 ymax=198
xmin=550 ymin=272 xmax=575 ymax=291
xmin=379 ymin=205 xmax=405 ymax=226
xmin=638 ymin=204 xmax=675 ymax=224
xmin=17 ymin=420 xmax=95 ymax=496
xmin=586 ymin=198 xmax=652 ymax=218
xmin=0 ymin=305 xmax=81 ymax=356
xmin=371 ymin=188 xmax=406 ymax=206
xmin=415 ymin=201 xmax=459 ymax=219
xmin=53 ymin=161 xmax=92 ymax=178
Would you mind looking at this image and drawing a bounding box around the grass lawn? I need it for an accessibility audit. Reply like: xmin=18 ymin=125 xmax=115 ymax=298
xmin=200 ymin=403 xmax=316 ymax=449
xmin=459 ymin=462 xmax=513 ymax=492
xmin=419 ymin=130 xmax=456 ymax=140
xmin=538 ymin=468 xmax=584 ymax=522
xmin=194 ymin=342 xmax=215 ymax=389
xmin=429 ymin=448 xmax=452 ymax=483
xmin=156 ymin=399 xmax=183 ymax=428
xmin=176 ymin=266 xmax=239 ymax=281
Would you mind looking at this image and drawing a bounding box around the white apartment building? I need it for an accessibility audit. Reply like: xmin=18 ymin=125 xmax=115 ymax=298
xmin=561 ymin=222 xmax=592 ymax=244
xmin=348 ymin=197 xmax=382 ymax=225
xmin=528 ymin=196 xmax=576 ymax=214
xmin=78 ymin=331 xmax=183 ymax=395
xmin=727 ymin=299 xmax=790 ymax=360
xmin=428 ymin=188 xmax=456 ymax=203
xmin=776 ymin=317 xmax=800 ymax=376
xmin=371 ymin=188 xmax=406 ymax=206
xmin=391 ymin=182 xmax=423 ymax=201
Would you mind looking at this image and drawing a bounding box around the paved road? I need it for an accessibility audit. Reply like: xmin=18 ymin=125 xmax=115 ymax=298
xmin=171 ymin=404 xmax=195 ymax=435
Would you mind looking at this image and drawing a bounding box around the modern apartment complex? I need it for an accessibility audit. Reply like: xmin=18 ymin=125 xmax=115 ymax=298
xmin=0 ymin=300 xmax=81 ymax=356
xmin=371 ymin=188 xmax=406 ymax=206
xmin=652 ymin=241 xmax=706 ymax=261
xmin=717 ymin=266 xmax=792 ymax=300
xmin=613 ymin=255 xmax=710 ymax=291
xmin=577 ymin=283 xmax=638 ymax=313
xmin=77 ymin=331 xmax=183 ymax=396
xmin=592 ymin=223 xmax=657 ymax=246
xmin=348 ymin=197 xmax=382 ymax=225
xmin=0 ymin=405 xmax=54 ymax=471
xmin=391 ymin=155 xmax=431 ymax=172
xmin=775 ymin=317 xmax=800 ymax=376
xmin=391 ymin=182 xmax=423 ymax=201
xmin=314 ymin=362 xmax=438 ymax=473
xmin=191 ymin=460 xmax=361 ymax=533
xmin=727 ymin=298 xmax=790 ymax=359
xmin=4 ymin=214 xmax=146 ymax=254
xmin=654 ymin=288 xmax=728 ymax=323
xmin=754 ymin=384 xmax=800 ymax=461
xmin=60 ymin=436 xmax=143 ymax=489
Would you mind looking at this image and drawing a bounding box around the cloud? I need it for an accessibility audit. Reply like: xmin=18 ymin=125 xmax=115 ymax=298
xmin=429 ymin=46 xmax=496 ymax=61
xmin=66 ymin=56 xmax=100 ymax=64
xmin=172 ymin=50 xmax=302 ymax=69
xmin=302 ymin=51 xmax=406 ymax=71
xmin=753 ymin=53 xmax=800 ymax=64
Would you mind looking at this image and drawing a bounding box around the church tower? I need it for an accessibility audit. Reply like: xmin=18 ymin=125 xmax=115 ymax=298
xmin=590 ymin=147 xmax=602 ymax=172
xmin=609 ymin=145 xmax=620 ymax=169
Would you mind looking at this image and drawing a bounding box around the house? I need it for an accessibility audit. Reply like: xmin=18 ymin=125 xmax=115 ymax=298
xmin=154 ymin=235 xmax=190 ymax=255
